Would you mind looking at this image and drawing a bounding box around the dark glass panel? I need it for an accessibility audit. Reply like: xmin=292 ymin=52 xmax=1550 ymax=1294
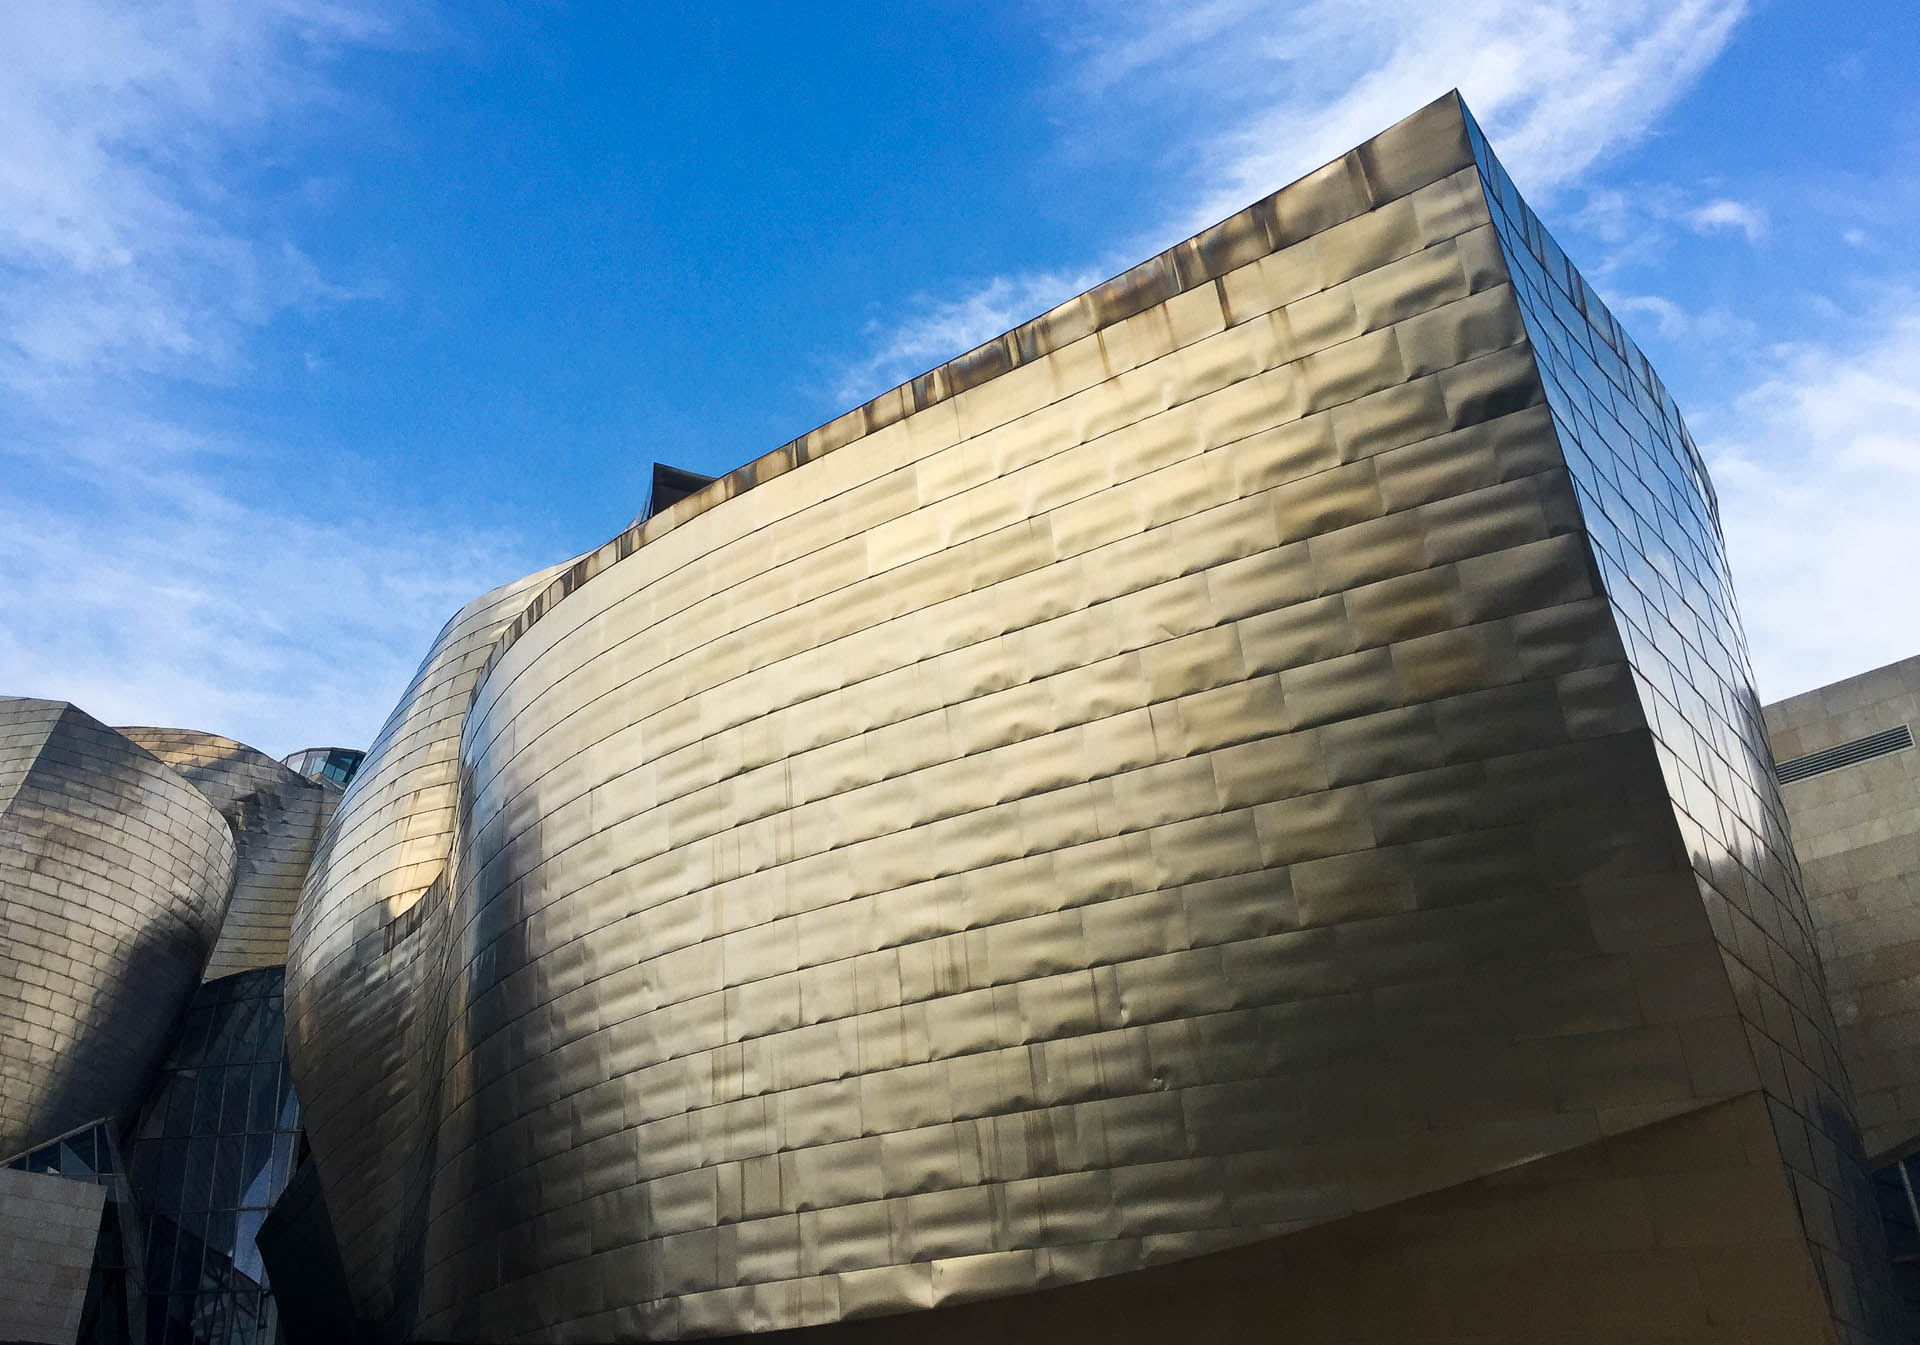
xmin=202 ymin=1209 xmax=237 ymax=1290
xmin=246 ymin=1062 xmax=278 ymax=1134
xmin=135 ymin=1137 xmax=187 ymax=1213
xmin=181 ymin=1131 xmax=215 ymax=1213
xmin=167 ymin=1213 xmax=205 ymax=1294
xmin=136 ymin=1079 xmax=171 ymax=1140
xmin=236 ymin=997 xmax=277 ymax=1064
xmin=211 ymin=1134 xmax=244 ymax=1210
xmin=191 ymin=1286 xmax=226 ymax=1342
xmin=144 ymin=1217 xmax=179 ymax=1298
xmin=219 ymin=1062 xmax=251 ymax=1135
xmin=163 ymin=1071 xmax=197 ymax=1137
xmin=233 ymin=1206 xmax=267 ymax=1285
xmin=269 ymin=1133 xmax=294 ymax=1192
xmin=191 ymin=1066 xmax=222 ymax=1136
xmin=212 ymin=997 xmax=259 ymax=1067
xmin=239 ymin=1134 xmax=273 ymax=1209
xmin=175 ymin=1005 xmax=215 ymax=1068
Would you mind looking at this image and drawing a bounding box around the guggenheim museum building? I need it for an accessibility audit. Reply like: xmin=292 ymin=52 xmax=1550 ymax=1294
xmin=6 ymin=94 xmax=1920 ymax=1345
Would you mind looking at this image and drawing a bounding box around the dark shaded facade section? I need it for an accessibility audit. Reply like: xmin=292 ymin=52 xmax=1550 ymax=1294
xmin=643 ymin=463 xmax=718 ymax=521
xmin=256 ymin=1157 xmax=362 ymax=1345
xmin=1764 ymin=657 xmax=1920 ymax=1164
xmin=3 ymin=1119 xmax=144 ymax=1344
xmin=0 ymin=703 xmax=352 ymax=1342
xmin=707 ymin=1097 xmax=1839 ymax=1345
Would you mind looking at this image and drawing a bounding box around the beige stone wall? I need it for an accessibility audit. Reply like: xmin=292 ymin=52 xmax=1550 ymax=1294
xmin=0 ymin=1165 xmax=107 ymax=1345
xmin=1766 ymin=655 xmax=1920 ymax=1161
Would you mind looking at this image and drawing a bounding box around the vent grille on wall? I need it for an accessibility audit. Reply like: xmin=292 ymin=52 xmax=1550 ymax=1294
xmin=1776 ymin=724 xmax=1915 ymax=786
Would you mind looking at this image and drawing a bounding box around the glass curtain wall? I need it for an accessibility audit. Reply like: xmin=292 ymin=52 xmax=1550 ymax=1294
xmin=129 ymin=968 xmax=302 ymax=1345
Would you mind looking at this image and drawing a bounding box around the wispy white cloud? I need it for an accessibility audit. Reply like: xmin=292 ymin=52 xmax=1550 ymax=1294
xmin=0 ymin=0 xmax=539 ymax=756
xmin=834 ymin=269 xmax=1104 ymax=406
xmin=1684 ymin=197 xmax=1768 ymax=243
xmin=0 ymin=0 xmax=402 ymax=392
xmin=837 ymin=0 xmax=1748 ymax=406
xmin=1707 ymin=298 xmax=1920 ymax=700
xmin=0 ymin=414 xmax=531 ymax=757
xmin=1060 ymin=0 xmax=1748 ymax=236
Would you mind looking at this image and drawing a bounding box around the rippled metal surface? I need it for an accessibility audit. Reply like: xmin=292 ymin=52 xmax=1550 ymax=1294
xmin=0 ymin=699 xmax=237 ymax=1157
xmin=284 ymin=93 xmax=1893 ymax=1343
xmin=119 ymin=728 xmax=338 ymax=979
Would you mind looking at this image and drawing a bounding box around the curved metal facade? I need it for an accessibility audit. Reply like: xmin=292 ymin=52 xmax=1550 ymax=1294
xmin=0 ymin=699 xmax=236 ymax=1158
xmin=282 ymin=565 xmax=570 ymax=1332
xmin=119 ymin=728 xmax=337 ymax=980
xmin=283 ymin=94 xmax=1896 ymax=1344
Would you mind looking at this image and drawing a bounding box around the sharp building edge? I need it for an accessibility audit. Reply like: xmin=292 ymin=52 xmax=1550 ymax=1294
xmin=7 ymin=93 xmax=1920 ymax=1345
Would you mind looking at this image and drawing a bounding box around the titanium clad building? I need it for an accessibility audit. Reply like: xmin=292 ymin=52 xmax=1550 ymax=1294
xmin=277 ymin=93 xmax=1904 ymax=1345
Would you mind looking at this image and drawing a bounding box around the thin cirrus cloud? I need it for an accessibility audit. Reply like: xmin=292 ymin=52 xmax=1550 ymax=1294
xmin=832 ymin=269 xmax=1105 ymax=408
xmin=0 ymin=0 xmax=399 ymax=391
xmin=1707 ymin=302 xmax=1920 ymax=699
xmin=0 ymin=0 xmax=531 ymax=757
xmin=1078 ymin=0 xmax=1750 ymax=231
xmin=833 ymin=0 xmax=1750 ymax=400
xmin=0 ymin=410 xmax=520 ymax=758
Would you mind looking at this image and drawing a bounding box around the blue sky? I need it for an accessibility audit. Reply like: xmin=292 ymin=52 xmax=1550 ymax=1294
xmin=1 ymin=0 xmax=1915 ymax=757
